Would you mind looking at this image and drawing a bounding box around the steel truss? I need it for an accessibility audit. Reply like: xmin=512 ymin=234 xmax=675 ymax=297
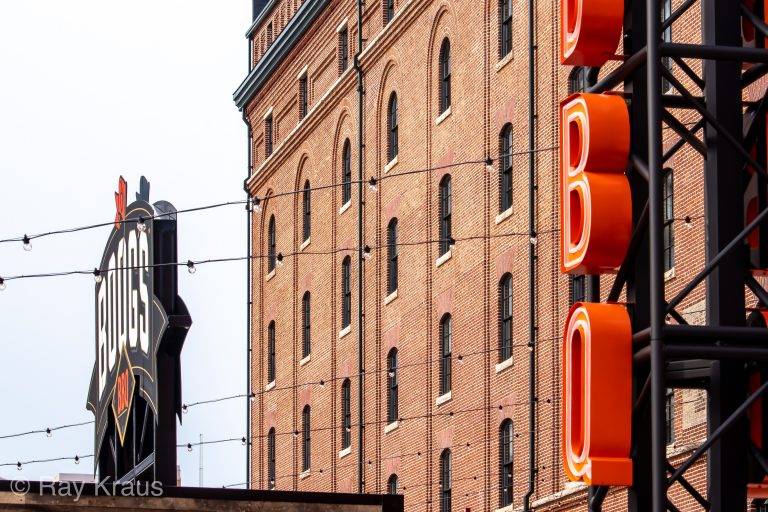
xmin=585 ymin=0 xmax=768 ymax=510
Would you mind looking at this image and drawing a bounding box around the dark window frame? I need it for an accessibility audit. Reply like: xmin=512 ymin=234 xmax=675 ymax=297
xmin=387 ymin=474 xmax=399 ymax=495
xmin=499 ymin=0 xmax=513 ymax=59
xmin=661 ymin=0 xmax=673 ymax=93
xmin=341 ymin=379 xmax=351 ymax=449
xmin=439 ymin=174 xmax=453 ymax=256
xmin=302 ymin=405 xmax=311 ymax=471
xmin=387 ymin=348 xmax=399 ymax=423
xmin=499 ymin=420 xmax=513 ymax=507
xmin=267 ymin=320 xmax=276 ymax=383
xmin=338 ymin=26 xmax=349 ymax=75
xmin=439 ymin=314 xmax=452 ymax=396
xmin=268 ymin=214 xmax=277 ymax=272
xmin=499 ymin=274 xmax=513 ymax=362
xmin=569 ymin=274 xmax=586 ymax=306
xmin=383 ymin=0 xmax=395 ymax=25
xmin=387 ymin=92 xmax=399 ymax=162
xmin=387 ymin=218 xmax=399 ymax=295
xmin=302 ymin=291 xmax=311 ymax=359
xmin=440 ymin=449 xmax=452 ymax=512
xmin=665 ymin=388 xmax=675 ymax=445
xmin=265 ymin=114 xmax=274 ymax=157
xmin=439 ymin=38 xmax=451 ymax=114
xmin=663 ymin=169 xmax=675 ymax=272
xmin=342 ymin=256 xmax=352 ymax=328
xmin=342 ymin=139 xmax=352 ymax=205
xmin=499 ymin=124 xmax=513 ymax=212
xmin=302 ymin=180 xmax=311 ymax=242
xmin=299 ymin=75 xmax=308 ymax=120
xmin=267 ymin=427 xmax=276 ymax=489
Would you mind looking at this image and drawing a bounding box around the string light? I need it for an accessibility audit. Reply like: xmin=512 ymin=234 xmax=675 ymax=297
xmin=241 ymin=437 xmax=247 ymax=446
xmin=368 ymin=176 xmax=378 ymax=192
xmin=137 ymin=217 xmax=148 ymax=233
xmin=22 ymin=235 xmax=32 ymax=252
xmin=362 ymin=245 xmax=372 ymax=260
xmin=685 ymin=215 xmax=693 ymax=229
xmin=182 ymin=404 xmax=188 ymax=414
xmin=187 ymin=443 xmax=193 ymax=452
xmin=74 ymin=455 xmax=80 ymax=464
xmin=45 ymin=428 xmax=52 ymax=438
xmin=93 ymin=268 xmax=103 ymax=284
xmin=187 ymin=260 xmax=196 ymax=274
xmin=16 ymin=462 xmax=21 ymax=471
xmin=485 ymin=157 xmax=494 ymax=173
xmin=529 ymin=234 xmax=538 ymax=245
xmin=276 ymin=253 xmax=285 ymax=267
xmin=252 ymin=197 xmax=262 ymax=214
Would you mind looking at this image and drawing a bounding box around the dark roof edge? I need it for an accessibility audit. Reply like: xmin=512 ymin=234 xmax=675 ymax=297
xmin=245 ymin=0 xmax=278 ymax=39
xmin=234 ymin=0 xmax=330 ymax=111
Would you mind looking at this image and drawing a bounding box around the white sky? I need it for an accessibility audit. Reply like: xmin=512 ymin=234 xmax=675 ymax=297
xmin=0 ymin=1 xmax=249 ymax=487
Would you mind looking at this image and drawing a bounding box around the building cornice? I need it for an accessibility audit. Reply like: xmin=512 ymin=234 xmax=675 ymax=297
xmin=245 ymin=0 xmax=278 ymax=39
xmin=234 ymin=0 xmax=330 ymax=110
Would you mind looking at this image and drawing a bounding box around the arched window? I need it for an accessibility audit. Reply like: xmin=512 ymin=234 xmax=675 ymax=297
xmin=439 ymin=314 xmax=452 ymax=396
xmin=268 ymin=215 xmax=277 ymax=272
xmin=342 ymin=139 xmax=352 ymax=205
xmin=387 ymin=474 xmax=399 ymax=495
xmin=499 ymin=273 xmax=513 ymax=362
xmin=387 ymin=348 xmax=399 ymax=423
xmin=499 ymin=124 xmax=513 ymax=212
xmin=302 ymin=292 xmax=311 ymax=359
xmin=302 ymin=405 xmax=311 ymax=471
xmin=440 ymin=449 xmax=452 ymax=512
xmin=499 ymin=0 xmax=512 ymax=59
xmin=387 ymin=218 xmax=398 ymax=295
xmin=302 ymin=180 xmax=311 ymax=242
xmin=267 ymin=321 xmax=276 ymax=383
xmin=387 ymin=92 xmax=399 ymax=163
xmin=499 ymin=420 xmax=513 ymax=506
xmin=383 ymin=0 xmax=395 ymax=25
xmin=439 ymin=175 xmax=452 ymax=256
xmin=341 ymin=256 xmax=352 ymax=328
xmin=439 ymin=38 xmax=451 ymax=114
xmin=341 ymin=379 xmax=351 ymax=449
xmin=267 ymin=427 xmax=276 ymax=489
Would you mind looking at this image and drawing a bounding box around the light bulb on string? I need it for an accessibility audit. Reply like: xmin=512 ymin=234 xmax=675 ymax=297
xmin=187 ymin=443 xmax=193 ymax=452
xmin=250 ymin=393 xmax=256 ymax=402
xmin=276 ymin=253 xmax=285 ymax=268
xmin=74 ymin=455 xmax=80 ymax=465
xmin=684 ymin=215 xmax=693 ymax=229
xmin=22 ymin=235 xmax=32 ymax=252
xmin=187 ymin=260 xmax=196 ymax=274
xmin=252 ymin=197 xmax=262 ymax=214
xmin=485 ymin=157 xmax=494 ymax=173
xmin=318 ymin=380 xmax=325 ymax=389
xmin=46 ymin=428 xmax=52 ymax=438
xmin=0 ymin=278 xmax=7 ymax=291
xmin=182 ymin=404 xmax=188 ymax=414
xmin=293 ymin=430 xmax=299 ymax=438
xmin=457 ymin=354 xmax=464 ymax=366
xmin=368 ymin=177 xmax=378 ymax=192
xmin=530 ymin=234 xmax=538 ymax=245
xmin=241 ymin=437 xmax=247 ymax=446
xmin=16 ymin=462 xmax=21 ymax=471
xmin=93 ymin=269 xmax=103 ymax=284
xmin=362 ymin=245 xmax=372 ymax=260
xmin=137 ymin=217 xmax=148 ymax=233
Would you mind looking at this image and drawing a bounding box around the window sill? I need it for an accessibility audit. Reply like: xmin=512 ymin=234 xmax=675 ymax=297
xmin=436 ymin=391 xmax=452 ymax=407
xmin=435 ymin=250 xmax=452 ymax=268
xmin=384 ymin=420 xmax=400 ymax=434
xmin=339 ymin=200 xmax=352 ymax=215
xmin=300 ymin=237 xmax=311 ymax=251
xmin=495 ymin=357 xmax=514 ymax=374
xmin=266 ymin=269 xmax=276 ymax=282
xmin=435 ymin=106 xmax=452 ymax=126
xmin=299 ymin=469 xmax=311 ymax=480
xmin=384 ymin=155 xmax=398 ymax=174
xmin=665 ymin=267 xmax=676 ymax=281
xmin=384 ymin=289 xmax=398 ymax=305
xmin=299 ymin=354 xmax=311 ymax=366
xmin=339 ymin=325 xmax=351 ymax=339
xmin=338 ymin=446 xmax=352 ymax=459
xmin=494 ymin=504 xmax=515 ymax=512
xmin=495 ymin=207 xmax=514 ymax=225
xmin=495 ymin=52 xmax=514 ymax=73
xmin=265 ymin=380 xmax=276 ymax=392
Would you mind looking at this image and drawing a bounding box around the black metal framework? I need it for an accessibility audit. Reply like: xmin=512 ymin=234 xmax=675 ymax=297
xmin=387 ymin=92 xmax=399 ymax=162
xmin=499 ymin=124 xmax=513 ymax=212
xmin=387 ymin=474 xmax=399 ymax=495
xmin=299 ymin=75 xmax=308 ymax=120
xmin=499 ymin=0 xmax=512 ymax=59
xmin=439 ymin=314 xmax=452 ymax=396
xmin=499 ymin=419 xmax=513 ymax=507
xmin=439 ymin=449 xmax=452 ymax=512
xmin=301 ymin=405 xmax=311 ymax=472
xmin=338 ymin=26 xmax=348 ymax=75
xmin=387 ymin=348 xmax=398 ymax=423
xmin=570 ymin=274 xmax=586 ymax=306
xmin=303 ymin=179 xmax=311 ymax=242
xmin=439 ymin=174 xmax=452 ymax=255
xmin=267 ymin=427 xmax=276 ymax=489
xmin=499 ymin=273 xmax=513 ymax=362
xmin=341 ymin=378 xmax=351 ymax=449
xmin=583 ymin=0 xmax=768 ymax=510
xmin=383 ymin=0 xmax=394 ymax=26
xmin=302 ymin=291 xmax=311 ymax=359
xmin=267 ymin=320 xmax=276 ymax=383
xmin=268 ymin=214 xmax=276 ymax=272
xmin=387 ymin=218 xmax=398 ymax=295
xmin=439 ymin=38 xmax=451 ymax=114
xmin=341 ymin=256 xmax=351 ymax=328
xmin=264 ymin=113 xmax=273 ymax=157
xmin=342 ymin=139 xmax=352 ymax=205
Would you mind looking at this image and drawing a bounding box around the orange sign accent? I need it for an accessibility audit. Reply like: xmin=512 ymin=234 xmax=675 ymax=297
xmin=560 ymin=93 xmax=632 ymax=274
xmin=114 ymin=176 xmax=127 ymax=230
xmin=562 ymin=302 xmax=633 ymax=486
xmin=560 ymin=0 xmax=623 ymax=66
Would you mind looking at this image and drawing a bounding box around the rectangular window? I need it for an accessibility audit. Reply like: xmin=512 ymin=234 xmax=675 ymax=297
xmin=665 ymin=388 xmax=675 ymax=445
xmin=663 ymin=169 xmax=674 ymax=272
xmin=302 ymin=294 xmax=311 ymax=358
xmin=267 ymin=430 xmax=276 ymax=489
xmin=439 ymin=177 xmax=452 ymax=256
xmin=440 ymin=317 xmax=452 ymax=395
xmin=341 ymin=381 xmax=351 ymax=448
xmin=387 ymin=220 xmax=398 ymax=295
xmin=267 ymin=322 xmax=276 ymax=383
xmin=499 ymin=0 xmax=513 ymax=59
xmin=265 ymin=114 xmax=273 ymax=158
xmin=266 ymin=22 xmax=273 ymax=49
xmin=342 ymin=258 xmax=351 ymax=328
xmin=661 ymin=0 xmax=672 ymax=92
xmin=570 ymin=275 xmax=586 ymax=306
xmin=302 ymin=407 xmax=311 ymax=471
xmin=387 ymin=351 xmax=398 ymax=423
xmin=299 ymin=75 xmax=308 ymax=120
xmin=383 ymin=0 xmax=395 ymax=25
xmin=338 ymin=27 xmax=349 ymax=75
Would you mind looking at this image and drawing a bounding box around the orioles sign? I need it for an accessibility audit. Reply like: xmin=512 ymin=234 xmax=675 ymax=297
xmin=559 ymin=0 xmax=634 ymax=487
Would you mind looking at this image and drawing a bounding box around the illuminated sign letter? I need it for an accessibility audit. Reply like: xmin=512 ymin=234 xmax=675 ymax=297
xmin=560 ymin=93 xmax=632 ymax=274
xmin=563 ymin=302 xmax=632 ymax=486
xmin=561 ymin=0 xmax=623 ymax=66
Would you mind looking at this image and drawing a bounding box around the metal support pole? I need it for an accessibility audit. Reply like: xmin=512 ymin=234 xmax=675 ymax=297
xmin=355 ymin=0 xmax=365 ymax=494
xmin=243 ymin=112 xmax=253 ymax=489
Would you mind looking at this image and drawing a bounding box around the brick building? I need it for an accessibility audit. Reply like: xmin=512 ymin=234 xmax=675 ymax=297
xmin=233 ymin=0 xmax=716 ymax=510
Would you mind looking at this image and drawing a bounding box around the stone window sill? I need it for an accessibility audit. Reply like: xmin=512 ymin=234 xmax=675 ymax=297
xmin=495 ymin=207 xmax=514 ymax=225
xmin=338 ymin=446 xmax=352 ymax=459
xmin=436 ymin=391 xmax=452 ymax=407
xmin=436 ymin=250 xmax=452 ymax=268
xmin=384 ymin=420 xmax=400 ymax=434
xmin=300 ymin=237 xmax=311 ymax=251
xmin=435 ymin=106 xmax=452 ymax=126
xmin=299 ymin=354 xmax=311 ymax=366
xmin=265 ymin=380 xmax=276 ymax=392
xmin=495 ymin=52 xmax=514 ymax=73
xmin=384 ymin=155 xmax=399 ymax=174
xmin=266 ymin=269 xmax=276 ymax=282
xmin=299 ymin=469 xmax=311 ymax=480
xmin=384 ymin=289 xmax=398 ymax=305
xmin=665 ymin=267 xmax=676 ymax=281
xmin=339 ymin=200 xmax=352 ymax=215
xmin=339 ymin=325 xmax=351 ymax=339
xmin=495 ymin=357 xmax=514 ymax=374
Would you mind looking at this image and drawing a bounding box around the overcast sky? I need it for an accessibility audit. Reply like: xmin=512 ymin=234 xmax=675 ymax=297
xmin=0 ymin=1 xmax=250 ymax=487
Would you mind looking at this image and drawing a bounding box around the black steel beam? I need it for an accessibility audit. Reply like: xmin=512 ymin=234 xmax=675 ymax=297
xmin=661 ymin=42 xmax=768 ymax=63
